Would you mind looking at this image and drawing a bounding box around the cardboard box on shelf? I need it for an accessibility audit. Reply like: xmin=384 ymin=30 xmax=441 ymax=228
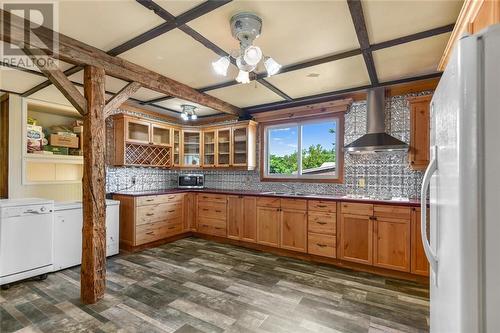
xmin=49 ymin=134 xmax=79 ymax=148
xmin=27 ymin=124 xmax=43 ymax=153
xmin=43 ymin=145 xmax=69 ymax=155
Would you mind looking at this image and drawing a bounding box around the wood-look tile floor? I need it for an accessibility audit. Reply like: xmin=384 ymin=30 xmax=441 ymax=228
xmin=0 ymin=238 xmax=429 ymax=333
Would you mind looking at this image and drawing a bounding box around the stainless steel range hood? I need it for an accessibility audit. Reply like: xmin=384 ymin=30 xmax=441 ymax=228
xmin=344 ymin=87 xmax=408 ymax=153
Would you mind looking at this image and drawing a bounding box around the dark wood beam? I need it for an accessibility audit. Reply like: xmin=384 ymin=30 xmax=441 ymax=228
xmin=371 ymin=24 xmax=455 ymax=51
xmin=1 ymin=9 xmax=242 ymax=116
xmin=347 ymin=0 xmax=378 ymax=85
xmin=257 ymin=79 xmax=293 ymax=101
xmin=81 ymin=65 xmax=106 ymax=305
xmin=245 ymin=72 xmax=442 ymax=113
xmin=23 ymin=49 xmax=86 ymax=114
xmin=103 ymin=82 xmax=142 ymax=117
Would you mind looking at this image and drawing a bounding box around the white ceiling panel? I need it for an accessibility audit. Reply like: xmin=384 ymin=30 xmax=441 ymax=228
xmin=207 ymin=81 xmax=284 ymax=108
xmin=68 ymin=71 xmax=129 ymax=94
xmin=154 ymin=97 xmax=220 ymax=117
xmin=0 ymin=69 xmax=46 ymax=93
xmin=188 ymin=1 xmax=359 ymax=66
xmin=362 ymin=0 xmax=462 ymax=44
xmin=29 ymin=85 xmax=84 ymax=107
xmin=132 ymin=88 xmax=166 ymax=102
xmin=120 ymin=29 xmax=238 ymax=88
xmin=266 ymin=55 xmax=370 ymax=99
xmin=156 ymin=0 xmax=205 ymax=17
xmin=58 ymin=0 xmax=165 ymax=51
xmin=373 ymin=33 xmax=451 ymax=82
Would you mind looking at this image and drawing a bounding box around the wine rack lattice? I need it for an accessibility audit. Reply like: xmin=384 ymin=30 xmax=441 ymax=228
xmin=125 ymin=143 xmax=171 ymax=167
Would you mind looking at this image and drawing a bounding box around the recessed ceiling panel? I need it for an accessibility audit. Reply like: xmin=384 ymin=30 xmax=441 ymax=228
xmin=266 ymin=55 xmax=370 ymax=99
xmin=0 ymin=69 xmax=46 ymax=93
xmin=132 ymin=88 xmax=166 ymax=102
xmin=373 ymin=33 xmax=451 ymax=82
xmin=188 ymin=1 xmax=359 ymax=66
xmin=58 ymin=1 xmax=165 ymax=51
xmin=154 ymin=98 xmax=220 ymax=117
xmin=156 ymin=0 xmax=205 ymax=17
xmin=120 ymin=29 xmax=238 ymax=89
xmin=68 ymin=71 xmax=129 ymax=94
xmin=206 ymin=81 xmax=284 ymax=108
xmin=29 ymin=85 xmax=85 ymax=107
xmin=362 ymin=0 xmax=462 ymax=44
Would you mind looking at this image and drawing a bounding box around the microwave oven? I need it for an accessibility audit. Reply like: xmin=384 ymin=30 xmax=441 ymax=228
xmin=178 ymin=174 xmax=204 ymax=189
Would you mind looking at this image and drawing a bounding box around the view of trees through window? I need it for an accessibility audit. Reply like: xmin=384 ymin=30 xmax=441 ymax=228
xmin=266 ymin=120 xmax=337 ymax=178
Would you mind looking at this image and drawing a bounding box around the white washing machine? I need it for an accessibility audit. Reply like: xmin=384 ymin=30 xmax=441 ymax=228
xmin=53 ymin=199 xmax=120 ymax=271
xmin=0 ymin=198 xmax=54 ymax=288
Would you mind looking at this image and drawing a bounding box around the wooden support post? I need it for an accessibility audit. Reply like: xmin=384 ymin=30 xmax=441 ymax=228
xmin=81 ymin=65 xmax=107 ymax=304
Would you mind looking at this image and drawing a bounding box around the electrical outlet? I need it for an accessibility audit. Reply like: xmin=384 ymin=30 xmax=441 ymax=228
xmin=357 ymin=178 xmax=365 ymax=188
xmin=131 ymin=176 xmax=136 ymax=186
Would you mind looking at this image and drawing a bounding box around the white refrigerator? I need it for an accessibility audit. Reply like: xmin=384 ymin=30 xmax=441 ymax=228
xmin=422 ymin=25 xmax=500 ymax=332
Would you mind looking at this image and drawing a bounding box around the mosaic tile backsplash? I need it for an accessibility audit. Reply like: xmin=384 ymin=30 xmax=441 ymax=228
xmin=106 ymin=92 xmax=431 ymax=199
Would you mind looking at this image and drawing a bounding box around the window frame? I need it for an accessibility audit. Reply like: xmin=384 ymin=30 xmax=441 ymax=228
xmin=260 ymin=114 xmax=344 ymax=183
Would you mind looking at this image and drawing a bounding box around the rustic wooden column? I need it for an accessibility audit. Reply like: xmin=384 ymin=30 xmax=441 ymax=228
xmin=81 ymin=65 xmax=107 ymax=304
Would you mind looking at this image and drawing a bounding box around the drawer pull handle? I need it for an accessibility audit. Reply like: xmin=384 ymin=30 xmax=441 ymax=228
xmin=203 ymin=208 xmax=209 ymax=211
xmin=214 ymin=227 xmax=224 ymax=230
xmin=316 ymin=243 xmax=327 ymax=248
xmin=168 ymin=210 xmax=175 ymax=213
xmin=316 ymin=222 xmax=327 ymax=225
xmin=146 ymin=199 xmax=154 ymax=202
xmin=146 ymin=231 xmax=154 ymax=235
xmin=215 ymin=210 xmax=222 ymax=213
xmin=146 ymin=213 xmax=154 ymax=216
xmin=317 ymin=205 xmax=327 ymax=208
xmin=168 ymin=226 xmax=176 ymax=230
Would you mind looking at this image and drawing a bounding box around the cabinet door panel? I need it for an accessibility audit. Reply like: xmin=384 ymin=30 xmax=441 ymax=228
xmin=373 ymin=217 xmax=411 ymax=272
xmin=281 ymin=209 xmax=307 ymax=252
xmin=411 ymin=208 xmax=430 ymax=276
xmin=340 ymin=214 xmax=372 ymax=265
xmin=242 ymin=196 xmax=257 ymax=242
xmin=227 ymin=196 xmax=242 ymax=239
xmin=409 ymin=97 xmax=431 ymax=170
xmin=256 ymin=207 xmax=280 ymax=247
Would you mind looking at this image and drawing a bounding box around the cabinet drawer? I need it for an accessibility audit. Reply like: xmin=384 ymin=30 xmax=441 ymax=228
xmin=135 ymin=219 xmax=182 ymax=245
xmin=197 ymin=217 xmax=227 ymax=237
xmin=136 ymin=194 xmax=183 ymax=206
xmin=374 ymin=205 xmax=411 ymax=220
xmin=308 ymin=200 xmax=336 ymax=213
xmin=308 ymin=233 xmax=336 ymax=258
xmin=257 ymin=197 xmax=280 ymax=208
xmin=197 ymin=193 xmax=226 ymax=203
xmin=341 ymin=202 xmax=373 ymax=216
xmin=197 ymin=202 xmax=226 ymax=220
xmin=281 ymin=199 xmax=307 ymax=210
xmin=308 ymin=212 xmax=336 ymax=235
xmin=136 ymin=202 xmax=182 ymax=225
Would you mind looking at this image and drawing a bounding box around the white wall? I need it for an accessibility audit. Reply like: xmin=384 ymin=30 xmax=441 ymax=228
xmin=8 ymin=94 xmax=83 ymax=201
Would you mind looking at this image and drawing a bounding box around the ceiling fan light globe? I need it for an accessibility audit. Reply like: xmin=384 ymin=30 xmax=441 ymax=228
xmin=236 ymin=70 xmax=250 ymax=84
xmin=212 ymin=56 xmax=230 ymax=76
xmin=264 ymin=57 xmax=282 ymax=76
xmin=181 ymin=112 xmax=189 ymax=121
xmin=243 ymin=45 xmax=262 ymax=66
xmin=191 ymin=112 xmax=198 ymax=120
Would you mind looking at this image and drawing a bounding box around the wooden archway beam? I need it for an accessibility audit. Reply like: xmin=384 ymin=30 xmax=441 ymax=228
xmin=103 ymin=82 xmax=141 ymax=118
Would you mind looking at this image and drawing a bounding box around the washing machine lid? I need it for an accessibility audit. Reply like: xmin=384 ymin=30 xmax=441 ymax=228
xmin=55 ymin=199 xmax=120 ymax=211
xmin=0 ymin=198 xmax=53 ymax=208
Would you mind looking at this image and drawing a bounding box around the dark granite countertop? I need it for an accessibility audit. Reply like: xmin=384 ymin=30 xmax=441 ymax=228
xmin=112 ymin=188 xmax=423 ymax=207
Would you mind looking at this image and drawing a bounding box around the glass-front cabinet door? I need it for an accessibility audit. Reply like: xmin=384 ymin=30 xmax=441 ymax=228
xmin=216 ymin=128 xmax=231 ymax=167
xmin=183 ymin=131 xmax=201 ymax=167
xmin=173 ymin=129 xmax=181 ymax=166
xmin=203 ymin=130 xmax=216 ymax=167
xmin=232 ymin=126 xmax=248 ymax=166
xmin=151 ymin=123 xmax=171 ymax=146
xmin=125 ymin=118 xmax=151 ymax=144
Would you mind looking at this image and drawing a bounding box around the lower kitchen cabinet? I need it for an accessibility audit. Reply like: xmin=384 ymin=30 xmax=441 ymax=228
xmin=184 ymin=193 xmax=196 ymax=231
xmin=373 ymin=216 xmax=411 ymax=272
xmin=340 ymin=213 xmax=373 ymax=265
xmin=196 ymin=194 xmax=227 ymax=237
xmin=308 ymin=233 xmax=336 ymax=258
xmin=281 ymin=208 xmax=307 ymax=252
xmin=227 ymin=196 xmax=257 ymax=242
xmin=256 ymin=206 xmax=281 ymax=247
xmin=411 ymin=207 xmax=430 ymax=276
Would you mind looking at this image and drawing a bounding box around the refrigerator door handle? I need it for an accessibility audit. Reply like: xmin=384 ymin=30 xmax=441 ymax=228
xmin=421 ymin=145 xmax=438 ymax=273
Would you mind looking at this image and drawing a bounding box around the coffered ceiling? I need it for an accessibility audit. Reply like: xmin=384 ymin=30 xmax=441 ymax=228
xmin=1 ymin=0 xmax=463 ymax=120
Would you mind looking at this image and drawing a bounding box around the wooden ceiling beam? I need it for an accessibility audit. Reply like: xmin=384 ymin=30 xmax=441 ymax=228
xmin=22 ymin=49 xmax=86 ymax=114
xmin=1 ymin=9 xmax=242 ymax=116
xmin=103 ymin=82 xmax=142 ymax=118
xmin=347 ymin=0 xmax=379 ymax=85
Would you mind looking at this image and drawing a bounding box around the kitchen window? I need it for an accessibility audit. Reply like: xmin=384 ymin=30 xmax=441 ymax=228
xmin=262 ymin=117 xmax=344 ymax=182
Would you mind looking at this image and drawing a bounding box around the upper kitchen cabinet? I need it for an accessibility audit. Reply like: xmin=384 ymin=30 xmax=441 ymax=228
xmin=202 ymin=130 xmax=216 ymax=167
xmin=172 ymin=128 xmax=182 ymax=167
xmin=182 ymin=130 xmax=201 ymax=167
xmin=108 ymin=114 xmax=172 ymax=168
xmin=216 ymin=128 xmax=231 ymax=167
xmin=408 ymin=95 xmax=431 ymax=170
xmin=232 ymin=122 xmax=257 ymax=169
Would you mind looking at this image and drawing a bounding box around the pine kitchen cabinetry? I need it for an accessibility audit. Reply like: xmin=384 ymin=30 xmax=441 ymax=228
xmin=182 ymin=130 xmax=201 ymax=167
xmin=307 ymin=200 xmax=337 ymax=258
xmin=408 ymin=95 xmax=431 ymax=170
xmin=216 ymin=128 xmax=231 ymax=167
xmin=196 ymin=193 xmax=227 ymax=237
xmin=112 ymin=193 xmax=185 ymax=250
xmin=411 ymin=207 xmax=430 ymax=276
xmin=227 ymin=195 xmax=257 ymax=242
xmin=256 ymin=197 xmax=307 ymax=252
xmin=339 ymin=203 xmax=374 ymax=265
xmin=202 ymin=130 xmax=216 ymax=167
